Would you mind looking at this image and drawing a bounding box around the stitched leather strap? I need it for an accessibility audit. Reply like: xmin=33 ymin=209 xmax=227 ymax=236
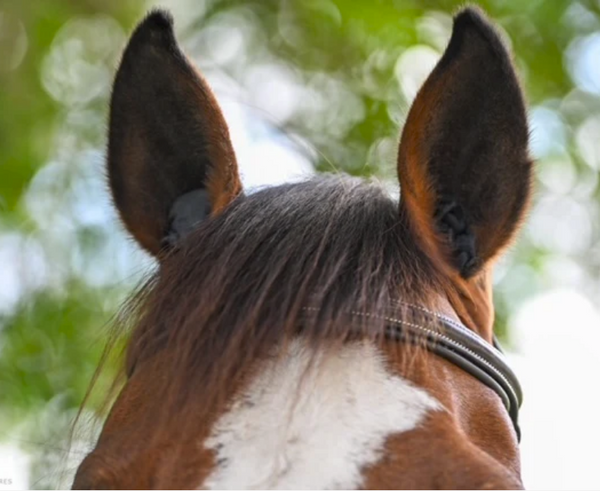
xmin=301 ymin=305 xmax=523 ymax=442
xmin=383 ymin=315 xmax=522 ymax=441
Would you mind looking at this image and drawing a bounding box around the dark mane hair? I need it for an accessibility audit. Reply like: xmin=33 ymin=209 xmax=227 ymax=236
xmin=113 ymin=175 xmax=446 ymax=427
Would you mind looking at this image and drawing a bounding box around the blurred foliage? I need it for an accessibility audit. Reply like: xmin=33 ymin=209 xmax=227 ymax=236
xmin=1 ymin=0 xmax=600 ymax=487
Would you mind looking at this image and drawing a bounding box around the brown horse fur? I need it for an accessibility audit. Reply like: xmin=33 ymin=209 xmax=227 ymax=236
xmin=73 ymin=5 xmax=532 ymax=489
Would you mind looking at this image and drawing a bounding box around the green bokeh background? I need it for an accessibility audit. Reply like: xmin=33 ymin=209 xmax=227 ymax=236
xmin=1 ymin=0 xmax=599 ymax=488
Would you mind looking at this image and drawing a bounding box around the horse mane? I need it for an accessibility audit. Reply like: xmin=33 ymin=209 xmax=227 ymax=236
xmin=109 ymin=175 xmax=447 ymax=429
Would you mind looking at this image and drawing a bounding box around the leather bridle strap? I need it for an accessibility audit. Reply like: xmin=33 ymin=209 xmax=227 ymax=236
xmin=302 ymin=305 xmax=523 ymax=442
xmin=383 ymin=316 xmax=522 ymax=442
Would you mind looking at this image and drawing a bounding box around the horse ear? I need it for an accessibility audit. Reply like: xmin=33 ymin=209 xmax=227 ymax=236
xmin=108 ymin=10 xmax=242 ymax=257
xmin=397 ymin=7 xmax=533 ymax=278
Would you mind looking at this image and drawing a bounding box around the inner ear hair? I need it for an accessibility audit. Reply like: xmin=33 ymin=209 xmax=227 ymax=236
xmin=162 ymin=189 xmax=212 ymax=250
xmin=434 ymin=197 xmax=479 ymax=278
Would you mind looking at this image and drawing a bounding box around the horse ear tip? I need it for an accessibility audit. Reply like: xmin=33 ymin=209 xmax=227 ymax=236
xmin=124 ymin=9 xmax=177 ymax=55
xmin=142 ymin=9 xmax=174 ymax=31
xmin=453 ymin=5 xmax=506 ymax=43
xmin=450 ymin=5 xmax=510 ymax=60
xmin=130 ymin=9 xmax=175 ymax=45
xmin=454 ymin=6 xmax=490 ymax=29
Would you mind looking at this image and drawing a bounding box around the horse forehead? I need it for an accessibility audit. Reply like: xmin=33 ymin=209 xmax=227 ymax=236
xmin=74 ymin=340 xmax=519 ymax=489
xmin=202 ymin=340 xmax=443 ymax=490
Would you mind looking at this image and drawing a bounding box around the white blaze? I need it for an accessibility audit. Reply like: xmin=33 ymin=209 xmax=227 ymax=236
xmin=203 ymin=340 xmax=441 ymax=489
